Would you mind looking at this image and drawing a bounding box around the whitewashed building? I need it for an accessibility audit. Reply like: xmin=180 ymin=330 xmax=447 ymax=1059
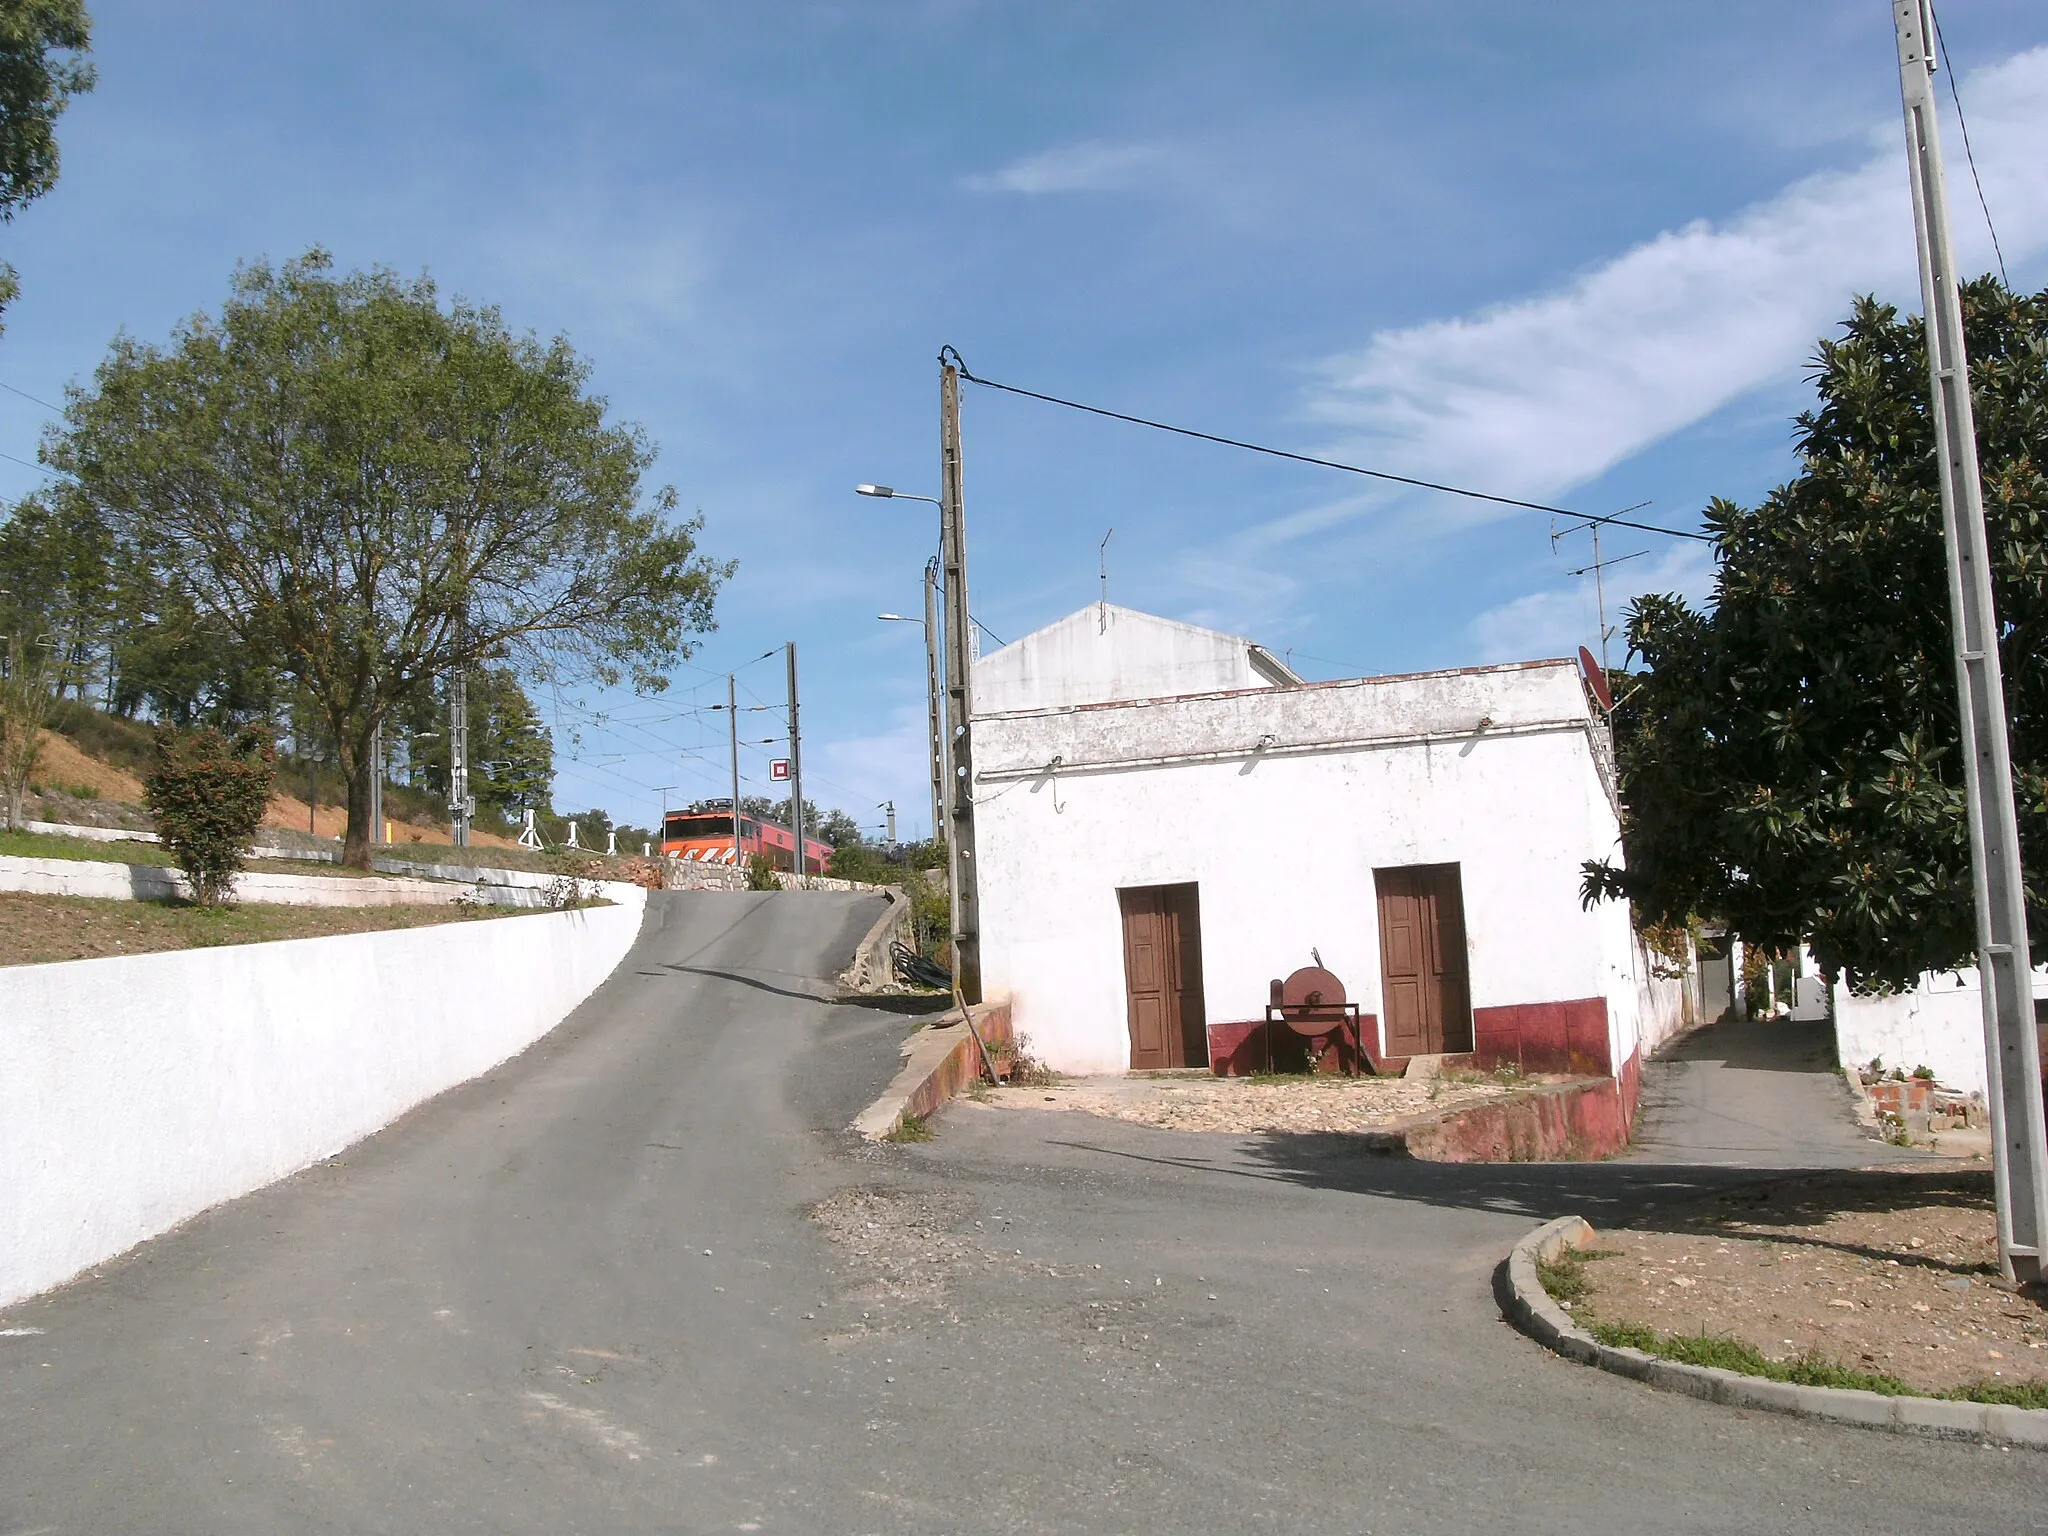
xmin=971 ymin=603 xmax=1683 ymax=1090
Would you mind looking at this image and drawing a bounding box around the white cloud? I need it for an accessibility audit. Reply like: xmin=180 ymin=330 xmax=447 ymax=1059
xmin=1468 ymin=542 xmax=1719 ymax=665
xmin=1305 ymin=47 xmax=2048 ymax=513
xmin=962 ymin=139 xmax=1167 ymax=195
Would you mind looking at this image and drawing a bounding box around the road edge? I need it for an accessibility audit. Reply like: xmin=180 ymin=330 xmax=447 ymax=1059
xmin=1496 ymin=1213 xmax=2048 ymax=1450
xmin=852 ymin=1000 xmax=1014 ymax=1140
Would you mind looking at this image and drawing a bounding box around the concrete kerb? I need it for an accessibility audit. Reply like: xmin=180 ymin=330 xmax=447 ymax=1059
xmin=1496 ymin=1213 xmax=2048 ymax=1450
xmin=853 ymin=1000 xmax=1015 ymax=1140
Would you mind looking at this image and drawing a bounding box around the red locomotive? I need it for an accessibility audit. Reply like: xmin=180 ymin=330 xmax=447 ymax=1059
xmin=660 ymin=800 xmax=832 ymax=875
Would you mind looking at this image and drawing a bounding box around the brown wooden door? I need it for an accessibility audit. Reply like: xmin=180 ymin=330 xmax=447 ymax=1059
xmin=1374 ymin=864 xmax=1472 ymax=1057
xmin=1119 ymin=883 xmax=1208 ymax=1069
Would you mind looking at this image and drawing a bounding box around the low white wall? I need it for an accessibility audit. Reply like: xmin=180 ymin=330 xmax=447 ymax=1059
xmin=1831 ymin=965 xmax=2048 ymax=1098
xmin=0 ymin=889 xmax=647 ymax=1307
xmin=0 ymin=853 xmax=645 ymax=910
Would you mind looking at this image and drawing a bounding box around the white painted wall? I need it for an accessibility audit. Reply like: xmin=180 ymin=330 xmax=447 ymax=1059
xmin=973 ymin=603 xmax=1298 ymax=714
xmin=0 ymin=853 xmax=645 ymax=909
xmin=1831 ymin=965 xmax=2048 ymax=1097
xmin=0 ymin=890 xmax=647 ymax=1307
xmin=974 ymin=657 xmax=1647 ymax=1075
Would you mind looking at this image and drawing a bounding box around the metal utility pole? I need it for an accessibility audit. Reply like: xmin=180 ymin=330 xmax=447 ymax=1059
xmin=1894 ymin=0 xmax=2048 ymax=1284
xmin=729 ymin=671 xmax=745 ymax=868
xmin=448 ymin=663 xmax=471 ymax=848
xmin=785 ymin=641 xmax=805 ymax=888
xmin=939 ymin=349 xmax=982 ymax=1001
xmin=922 ymin=556 xmax=947 ymax=845
xmin=368 ymin=722 xmax=384 ymax=845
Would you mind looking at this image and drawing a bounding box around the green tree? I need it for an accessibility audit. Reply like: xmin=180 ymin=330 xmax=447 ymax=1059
xmin=0 ymin=483 xmax=111 ymax=701
xmin=0 ymin=0 xmax=92 ymax=330
xmin=1585 ymin=278 xmax=2048 ymax=991
xmin=55 ymin=251 xmax=731 ymax=869
xmin=0 ymin=622 xmax=56 ymax=826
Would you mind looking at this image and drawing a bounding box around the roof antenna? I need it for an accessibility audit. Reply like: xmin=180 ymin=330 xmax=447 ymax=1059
xmin=1098 ymin=527 xmax=1114 ymax=632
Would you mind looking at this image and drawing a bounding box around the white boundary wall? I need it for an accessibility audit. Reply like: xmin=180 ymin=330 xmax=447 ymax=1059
xmin=0 ymin=852 xmax=646 ymax=910
xmin=0 ymin=890 xmax=647 ymax=1307
xmin=1832 ymin=964 xmax=2048 ymax=1098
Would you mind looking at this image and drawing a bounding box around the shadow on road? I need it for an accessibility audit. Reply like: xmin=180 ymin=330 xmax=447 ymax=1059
xmin=1043 ymin=1129 xmax=1988 ymax=1237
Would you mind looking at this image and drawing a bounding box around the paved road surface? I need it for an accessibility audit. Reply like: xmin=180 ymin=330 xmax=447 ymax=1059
xmin=3 ymin=895 xmax=2040 ymax=1533
xmin=1628 ymin=1012 xmax=1924 ymax=1167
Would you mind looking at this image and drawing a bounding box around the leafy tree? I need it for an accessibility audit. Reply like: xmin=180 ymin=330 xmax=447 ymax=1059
xmin=0 ymin=622 xmax=56 ymax=826
xmin=0 ymin=483 xmax=111 ymax=701
xmin=54 ymin=251 xmax=731 ymax=869
xmin=613 ymin=821 xmax=656 ymax=855
xmin=141 ymin=723 xmax=275 ymax=905
xmin=813 ymin=806 xmax=863 ymax=848
xmin=1585 ymin=278 xmax=2048 ymax=991
xmin=0 ymin=0 xmax=93 ymax=330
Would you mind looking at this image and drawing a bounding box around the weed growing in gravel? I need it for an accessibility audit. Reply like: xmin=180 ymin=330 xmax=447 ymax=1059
xmin=885 ymin=1114 xmax=935 ymax=1143
xmin=1535 ymin=1246 xmax=1621 ymax=1304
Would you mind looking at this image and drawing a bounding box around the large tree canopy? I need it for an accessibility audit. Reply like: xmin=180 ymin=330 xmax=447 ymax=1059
xmin=1586 ymin=278 xmax=2048 ymax=991
xmin=52 ymin=250 xmax=732 ymax=866
xmin=0 ymin=0 xmax=93 ymax=323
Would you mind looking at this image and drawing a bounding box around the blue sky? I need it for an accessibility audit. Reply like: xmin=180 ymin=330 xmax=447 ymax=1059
xmin=3 ymin=1 xmax=2046 ymax=840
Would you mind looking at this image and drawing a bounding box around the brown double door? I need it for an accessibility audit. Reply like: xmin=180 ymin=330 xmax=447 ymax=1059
xmin=1375 ymin=863 xmax=1472 ymax=1058
xmin=1119 ymin=883 xmax=1208 ymax=1070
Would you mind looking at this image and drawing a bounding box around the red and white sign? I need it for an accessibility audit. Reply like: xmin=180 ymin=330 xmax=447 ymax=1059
xmin=770 ymin=759 xmax=790 ymax=781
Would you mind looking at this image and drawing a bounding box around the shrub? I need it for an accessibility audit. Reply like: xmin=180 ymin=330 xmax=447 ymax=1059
xmin=142 ymin=725 xmax=276 ymax=905
xmin=745 ymin=851 xmax=779 ymax=891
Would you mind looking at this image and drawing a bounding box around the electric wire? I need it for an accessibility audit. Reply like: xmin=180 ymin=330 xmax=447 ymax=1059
xmin=0 ymin=380 xmax=63 ymax=414
xmin=946 ymin=353 xmax=1713 ymax=544
xmin=1932 ymin=7 xmax=2008 ymax=287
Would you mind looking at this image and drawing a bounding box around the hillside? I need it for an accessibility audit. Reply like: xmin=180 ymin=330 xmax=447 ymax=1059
xmin=25 ymin=707 xmax=521 ymax=850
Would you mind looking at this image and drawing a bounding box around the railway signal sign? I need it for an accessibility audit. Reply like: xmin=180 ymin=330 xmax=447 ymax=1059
xmin=770 ymin=759 xmax=790 ymax=781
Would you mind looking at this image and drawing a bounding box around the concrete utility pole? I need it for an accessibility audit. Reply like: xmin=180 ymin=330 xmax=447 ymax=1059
xmin=1893 ymin=0 xmax=2048 ymax=1283
xmin=728 ymin=672 xmax=742 ymax=867
xmin=786 ymin=641 xmax=805 ymax=888
xmin=922 ymin=556 xmax=947 ymax=847
xmin=939 ymin=349 xmax=982 ymax=1001
xmin=881 ymin=800 xmax=897 ymax=844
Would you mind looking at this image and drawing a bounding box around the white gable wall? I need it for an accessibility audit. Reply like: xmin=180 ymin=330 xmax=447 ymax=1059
xmin=973 ymin=660 xmax=1645 ymax=1077
xmin=973 ymin=603 xmax=1289 ymax=714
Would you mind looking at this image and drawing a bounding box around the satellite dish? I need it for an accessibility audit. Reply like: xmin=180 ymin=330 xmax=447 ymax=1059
xmin=1579 ymin=646 xmax=1615 ymax=713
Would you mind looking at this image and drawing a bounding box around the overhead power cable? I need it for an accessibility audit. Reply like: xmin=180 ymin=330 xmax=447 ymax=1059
xmin=1932 ymin=7 xmax=2008 ymax=286
xmin=948 ymin=356 xmax=1713 ymax=544
xmin=0 ymin=380 xmax=62 ymax=415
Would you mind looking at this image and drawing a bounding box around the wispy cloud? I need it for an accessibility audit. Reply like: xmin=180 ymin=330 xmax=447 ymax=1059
xmin=1468 ymin=542 xmax=1719 ymax=665
xmin=962 ymin=139 xmax=1168 ymax=195
xmin=1304 ymin=47 xmax=2048 ymax=511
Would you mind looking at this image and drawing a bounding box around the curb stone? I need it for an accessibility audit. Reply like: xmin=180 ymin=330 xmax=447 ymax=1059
xmin=1496 ymin=1213 xmax=2048 ymax=1450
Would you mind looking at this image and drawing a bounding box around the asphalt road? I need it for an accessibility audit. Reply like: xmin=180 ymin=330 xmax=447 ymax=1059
xmin=3 ymin=893 xmax=2042 ymax=1533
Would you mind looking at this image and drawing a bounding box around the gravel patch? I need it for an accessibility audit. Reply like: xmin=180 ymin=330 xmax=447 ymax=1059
xmin=1571 ymin=1171 xmax=2048 ymax=1396
xmin=998 ymin=1071 xmax=1522 ymax=1135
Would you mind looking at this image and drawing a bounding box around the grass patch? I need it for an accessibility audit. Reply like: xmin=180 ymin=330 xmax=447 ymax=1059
xmin=0 ymin=827 xmax=177 ymax=866
xmin=0 ymin=890 xmax=525 ymax=967
xmin=884 ymin=1113 xmax=935 ymax=1143
xmin=1583 ymin=1317 xmax=2048 ymax=1407
xmin=1534 ymin=1245 xmax=1621 ymax=1304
